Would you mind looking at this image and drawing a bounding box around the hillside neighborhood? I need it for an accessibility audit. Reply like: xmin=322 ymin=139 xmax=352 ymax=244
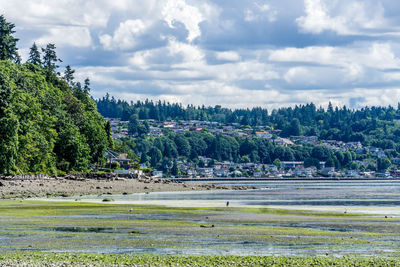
xmin=106 ymin=118 xmax=400 ymax=179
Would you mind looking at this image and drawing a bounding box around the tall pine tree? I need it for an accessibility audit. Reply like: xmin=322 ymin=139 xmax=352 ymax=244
xmin=28 ymin=43 xmax=41 ymax=65
xmin=42 ymin=43 xmax=61 ymax=73
xmin=0 ymin=15 xmax=19 ymax=61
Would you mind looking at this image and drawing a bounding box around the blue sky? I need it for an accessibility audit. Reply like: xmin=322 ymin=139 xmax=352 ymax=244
xmin=2 ymin=0 xmax=400 ymax=109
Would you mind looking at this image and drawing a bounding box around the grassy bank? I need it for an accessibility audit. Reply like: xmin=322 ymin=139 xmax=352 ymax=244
xmin=1 ymin=252 xmax=400 ymax=266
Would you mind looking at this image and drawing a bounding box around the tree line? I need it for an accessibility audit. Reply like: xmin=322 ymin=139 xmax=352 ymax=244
xmin=97 ymin=94 xmax=400 ymax=153
xmin=0 ymin=15 xmax=112 ymax=175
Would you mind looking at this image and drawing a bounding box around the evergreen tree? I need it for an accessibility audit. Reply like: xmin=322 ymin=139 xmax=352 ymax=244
xmin=28 ymin=43 xmax=41 ymax=65
xmin=14 ymin=53 xmax=21 ymax=65
xmin=42 ymin=43 xmax=61 ymax=73
xmin=273 ymin=158 xmax=282 ymax=169
xmin=325 ymin=156 xmax=335 ymax=168
xmin=83 ymin=78 xmax=90 ymax=94
xmin=63 ymin=65 xmax=75 ymax=85
xmin=171 ymin=160 xmax=179 ymax=176
xmin=304 ymin=157 xmax=320 ymax=169
xmin=149 ymin=147 xmax=162 ymax=167
xmin=105 ymin=121 xmax=114 ymax=149
xmin=0 ymin=111 xmax=19 ymax=174
xmin=128 ymin=114 xmax=139 ymax=136
xmin=0 ymin=15 xmax=19 ymax=61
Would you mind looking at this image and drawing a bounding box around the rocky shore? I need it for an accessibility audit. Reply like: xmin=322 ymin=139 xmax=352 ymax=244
xmin=0 ymin=173 xmax=246 ymax=199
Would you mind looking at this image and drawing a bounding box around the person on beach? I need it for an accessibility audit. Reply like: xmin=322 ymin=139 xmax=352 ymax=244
xmin=226 ymin=201 xmax=229 ymax=207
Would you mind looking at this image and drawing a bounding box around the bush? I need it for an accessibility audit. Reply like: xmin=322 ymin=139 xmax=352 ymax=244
xmin=110 ymin=162 xmax=120 ymax=169
xmin=57 ymin=170 xmax=66 ymax=177
xmin=142 ymin=168 xmax=152 ymax=174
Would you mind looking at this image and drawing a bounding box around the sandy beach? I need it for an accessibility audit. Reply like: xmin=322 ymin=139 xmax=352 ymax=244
xmin=0 ymin=175 xmax=232 ymax=199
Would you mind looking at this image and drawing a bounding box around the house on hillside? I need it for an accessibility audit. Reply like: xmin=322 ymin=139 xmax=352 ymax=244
xmin=281 ymin=161 xmax=303 ymax=169
xmin=104 ymin=150 xmax=133 ymax=169
xmin=214 ymin=169 xmax=229 ymax=177
xmin=256 ymin=131 xmax=273 ymax=139
xmin=274 ymin=138 xmax=294 ymax=146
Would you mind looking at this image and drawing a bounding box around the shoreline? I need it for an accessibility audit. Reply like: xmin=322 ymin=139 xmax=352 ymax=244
xmin=172 ymin=177 xmax=400 ymax=182
xmin=1 ymin=175 xmax=399 ymax=200
xmin=0 ymin=176 xmax=236 ymax=200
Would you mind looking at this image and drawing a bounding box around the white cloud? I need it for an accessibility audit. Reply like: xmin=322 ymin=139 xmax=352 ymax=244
xmin=167 ymin=38 xmax=205 ymax=67
xmin=162 ymin=0 xmax=204 ymax=42
xmin=100 ymin=19 xmax=149 ymax=51
xmin=129 ymin=50 xmax=153 ymax=70
xmin=244 ymin=3 xmax=277 ymax=22
xmin=269 ymin=43 xmax=400 ymax=80
xmin=36 ymin=26 xmax=92 ymax=47
xmin=297 ymin=0 xmax=386 ymax=35
xmin=0 ymin=0 xmax=110 ymax=27
xmin=215 ymin=51 xmax=241 ymax=61
xmin=5 ymin=0 xmax=400 ymax=110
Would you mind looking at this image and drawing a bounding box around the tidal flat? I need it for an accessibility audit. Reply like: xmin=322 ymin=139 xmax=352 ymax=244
xmin=1 ymin=196 xmax=400 ymax=266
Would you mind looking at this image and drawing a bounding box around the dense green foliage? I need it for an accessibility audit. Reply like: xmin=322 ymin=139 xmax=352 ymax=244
xmin=0 ymin=16 xmax=111 ymax=175
xmin=0 ymin=15 xmax=19 ymax=62
xmin=0 ymin=60 xmax=110 ymax=174
xmin=97 ymin=96 xmax=400 ymax=151
xmin=124 ymin=131 xmax=363 ymax=172
xmin=1 ymin=252 xmax=400 ymax=266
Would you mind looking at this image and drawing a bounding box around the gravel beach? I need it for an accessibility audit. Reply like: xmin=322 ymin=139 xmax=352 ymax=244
xmin=0 ymin=175 xmax=231 ymax=199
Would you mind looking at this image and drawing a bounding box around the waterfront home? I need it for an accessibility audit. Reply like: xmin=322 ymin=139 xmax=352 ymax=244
xmin=321 ymin=167 xmax=335 ymax=177
xmin=265 ymin=164 xmax=278 ymax=171
xmin=197 ymin=168 xmax=214 ymax=178
xmin=214 ymin=169 xmax=229 ymax=177
xmin=253 ymin=171 xmax=263 ymax=178
xmin=346 ymin=170 xmax=361 ymax=178
xmin=187 ymin=169 xmax=197 ymax=177
xmin=231 ymin=170 xmax=242 ymax=177
xmin=152 ymin=171 xmax=163 ymax=178
xmin=376 ymin=171 xmax=391 ymax=178
xmin=390 ymin=170 xmax=400 ymax=177
xmin=295 ymin=167 xmax=315 ymax=177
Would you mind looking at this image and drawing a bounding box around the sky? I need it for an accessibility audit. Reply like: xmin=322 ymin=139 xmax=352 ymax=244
xmin=2 ymin=0 xmax=400 ymax=109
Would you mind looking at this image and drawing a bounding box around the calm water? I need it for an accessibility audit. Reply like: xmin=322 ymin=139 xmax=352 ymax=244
xmin=69 ymin=181 xmax=400 ymax=215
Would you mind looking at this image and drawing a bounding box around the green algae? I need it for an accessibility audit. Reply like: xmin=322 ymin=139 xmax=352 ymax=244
xmin=1 ymin=200 xmax=400 ymax=257
xmin=1 ymin=252 xmax=400 ymax=266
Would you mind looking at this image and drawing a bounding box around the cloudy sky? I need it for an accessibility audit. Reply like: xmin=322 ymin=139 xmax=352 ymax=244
xmin=2 ymin=0 xmax=400 ymax=109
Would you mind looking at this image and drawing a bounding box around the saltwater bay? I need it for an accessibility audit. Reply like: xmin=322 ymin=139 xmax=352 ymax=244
xmin=1 ymin=180 xmax=400 ymax=265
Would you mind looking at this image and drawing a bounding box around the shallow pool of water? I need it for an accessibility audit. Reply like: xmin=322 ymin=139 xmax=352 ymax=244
xmin=4 ymin=181 xmax=400 ymax=257
xmin=55 ymin=181 xmax=400 ymax=216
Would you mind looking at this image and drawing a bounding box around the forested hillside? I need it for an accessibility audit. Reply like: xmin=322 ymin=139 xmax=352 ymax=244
xmin=0 ymin=16 xmax=111 ymax=175
xmin=97 ymin=96 xmax=400 ymax=150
